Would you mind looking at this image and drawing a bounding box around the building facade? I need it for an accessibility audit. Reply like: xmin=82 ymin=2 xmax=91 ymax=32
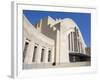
xmin=23 ymin=16 xmax=90 ymax=69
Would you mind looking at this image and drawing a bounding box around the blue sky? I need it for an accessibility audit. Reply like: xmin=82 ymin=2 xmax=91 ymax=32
xmin=23 ymin=10 xmax=91 ymax=47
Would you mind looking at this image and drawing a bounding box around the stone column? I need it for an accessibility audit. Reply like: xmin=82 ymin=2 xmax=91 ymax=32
xmin=23 ymin=37 xmax=26 ymax=52
xmin=80 ymin=43 xmax=83 ymax=53
xmin=77 ymin=39 xmax=79 ymax=53
xmin=80 ymin=43 xmax=82 ymax=53
xmin=66 ymin=35 xmax=70 ymax=62
xmin=74 ymin=32 xmax=77 ymax=52
xmin=70 ymin=33 xmax=72 ymax=52
xmin=80 ymin=42 xmax=81 ymax=53
xmin=40 ymin=19 xmax=42 ymax=28
xmin=36 ymin=45 xmax=42 ymax=64
xmin=78 ymin=40 xmax=80 ymax=53
xmin=55 ymin=30 xmax=60 ymax=64
xmin=24 ymin=42 xmax=35 ymax=64
xmin=76 ymin=33 xmax=78 ymax=52
xmin=72 ymin=32 xmax=74 ymax=52
xmin=83 ymin=44 xmax=86 ymax=54
xmin=71 ymin=32 xmax=73 ymax=52
xmin=28 ymin=43 xmax=35 ymax=64
xmin=51 ymin=46 xmax=54 ymax=63
xmin=44 ymin=47 xmax=48 ymax=63
xmin=68 ymin=34 xmax=70 ymax=51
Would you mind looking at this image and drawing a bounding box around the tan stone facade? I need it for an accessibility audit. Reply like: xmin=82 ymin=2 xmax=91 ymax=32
xmin=23 ymin=16 xmax=90 ymax=69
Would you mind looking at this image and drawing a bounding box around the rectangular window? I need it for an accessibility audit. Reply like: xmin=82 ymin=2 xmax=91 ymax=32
xmin=32 ymin=46 xmax=37 ymax=62
xmin=41 ymin=49 xmax=44 ymax=62
xmin=48 ymin=50 xmax=51 ymax=62
xmin=23 ymin=42 xmax=29 ymax=62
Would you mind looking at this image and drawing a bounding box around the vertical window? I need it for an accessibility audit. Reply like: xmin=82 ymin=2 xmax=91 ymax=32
xmin=73 ymin=56 xmax=76 ymax=62
xmin=71 ymin=32 xmax=73 ymax=51
xmin=41 ymin=49 xmax=44 ymax=62
xmin=81 ymin=44 xmax=84 ymax=53
xmin=73 ymin=32 xmax=75 ymax=52
xmin=23 ymin=42 xmax=29 ymax=62
xmin=48 ymin=50 xmax=51 ymax=62
xmin=32 ymin=46 xmax=37 ymax=62
xmin=80 ymin=43 xmax=83 ymax=53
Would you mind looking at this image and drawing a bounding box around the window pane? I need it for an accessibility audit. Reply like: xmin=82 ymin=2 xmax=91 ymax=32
xmin=48 ymin=50 xmax=51 ymax=62
xmin=32 ymin=46 xmax=37 ymax=62
xmin=41 ymin=49 xmax=44 ymax=62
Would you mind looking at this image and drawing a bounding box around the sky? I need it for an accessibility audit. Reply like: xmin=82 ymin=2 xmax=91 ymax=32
xmin=23 ymin=10 xmax=91 ymax=47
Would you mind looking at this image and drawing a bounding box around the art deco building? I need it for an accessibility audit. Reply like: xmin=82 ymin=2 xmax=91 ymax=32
xmin=23 ymin=15 xmax=90 ymax=69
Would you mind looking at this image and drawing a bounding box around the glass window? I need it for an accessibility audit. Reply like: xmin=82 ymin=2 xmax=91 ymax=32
xmin=41 ymin=49 xmax=44 ymax=62
xmin=48 ymin=50 xmax=51 ymax=62
xmin=32 ymin=46 xmax=37 ymax=62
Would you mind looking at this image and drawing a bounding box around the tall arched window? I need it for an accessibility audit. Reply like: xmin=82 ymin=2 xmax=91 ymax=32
xmin=68 ymin=32 xmax=73 ymax=52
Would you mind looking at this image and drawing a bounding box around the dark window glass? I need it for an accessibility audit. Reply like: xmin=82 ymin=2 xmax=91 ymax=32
xmin=23 ymin=42 xmax=29 ymax=62
xmin=32 ymin=46 xmax=37 ymax=62
xmin=41 ymin=49 xmax=44 ymax=62
xmin=48 ymin=50 xmax=51 ymax=62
